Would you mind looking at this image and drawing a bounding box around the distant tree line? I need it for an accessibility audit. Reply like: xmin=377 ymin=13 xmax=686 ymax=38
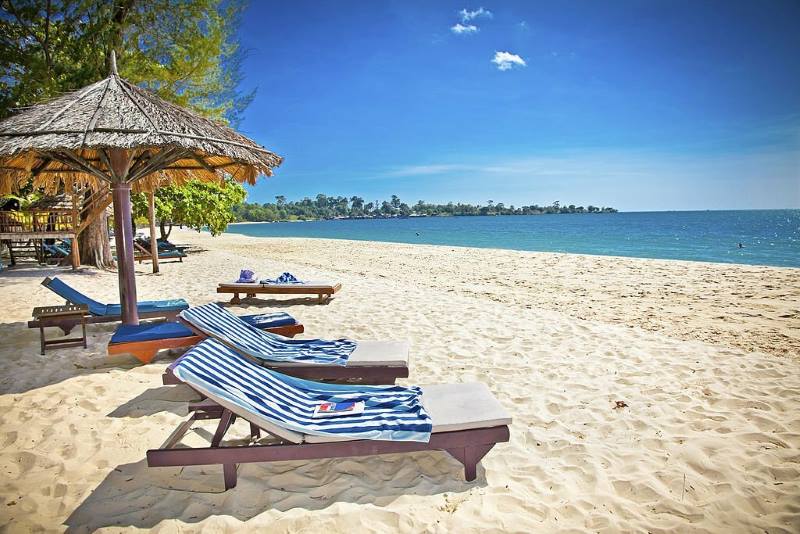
xmin=232 ymin=194 xmax=617 ymax=222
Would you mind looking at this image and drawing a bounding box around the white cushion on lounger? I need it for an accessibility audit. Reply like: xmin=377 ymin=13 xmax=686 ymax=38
xmin=348 ymin=340 xmax=409 ymax=366
xmin=260 ymin=281 xmax=335 ymax=288
xmin=421 ymin=382 xmax=512 ymax=433
xmin=302 ymin=382 xmax=511 ymax=443
xmin=267 ymin=340 xmax=409 ymax=368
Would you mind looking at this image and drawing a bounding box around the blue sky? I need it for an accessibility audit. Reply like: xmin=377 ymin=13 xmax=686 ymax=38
xmin=234 ymin=1 xmax=800 ymax=211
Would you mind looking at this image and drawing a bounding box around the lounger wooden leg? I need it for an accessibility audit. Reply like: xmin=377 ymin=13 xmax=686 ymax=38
xmin=223 ymin=463 xmax=238 ymax=489
xmin=133 ymin=348 xmax=158 ymax=364
xmin=445 ymin=444 xmax=495 ymax=481
xmin=249 ymin=423 xmax=260 ymax=440
xmin=229 ymin=293 xmax=241 ymax=305
xmin=58 ymin=320 xmax=77 ymax=336
xmin=211 ymin=410 xmax=234 ymax=447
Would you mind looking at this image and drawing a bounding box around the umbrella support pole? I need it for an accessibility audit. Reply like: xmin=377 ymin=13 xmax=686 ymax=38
xmin=111 ymin=181 xmax=139 ymax=325
xmin=148 ymin=192 xmax=160 ymax=274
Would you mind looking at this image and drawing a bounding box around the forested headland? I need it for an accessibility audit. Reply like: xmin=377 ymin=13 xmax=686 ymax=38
xmin=233 ymin=195 xmax=617 ymax=222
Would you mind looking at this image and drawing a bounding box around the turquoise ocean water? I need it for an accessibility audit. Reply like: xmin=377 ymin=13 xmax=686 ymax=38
xmin=225 ymin=210 xmax=800 ymax=268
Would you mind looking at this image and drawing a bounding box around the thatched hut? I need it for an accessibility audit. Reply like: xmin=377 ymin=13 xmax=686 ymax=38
xmin=0 ymin=53 xmax=282 ymax=324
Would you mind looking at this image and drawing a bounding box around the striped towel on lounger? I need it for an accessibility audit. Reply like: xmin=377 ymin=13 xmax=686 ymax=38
xmin=181 ymin=302 xmax=355 ymax=365
xmin=171 ymin=338 xmax=432 ymax=442
xmin=261 ymin=272 xmax=303 ymax=284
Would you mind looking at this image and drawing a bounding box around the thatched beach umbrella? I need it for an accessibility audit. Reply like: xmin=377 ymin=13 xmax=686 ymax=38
xmin=0 ymin=53 xmax=282 ymax=324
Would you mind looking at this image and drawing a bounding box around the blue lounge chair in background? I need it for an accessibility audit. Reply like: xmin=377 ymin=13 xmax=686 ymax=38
xmin=133 ymin=241 xmax=186 ymax=263
xmin=43 ymin=243 xmax=71 ymax=259
xmin=148 ymin=339 xmax=511 ymax=490
xmin=28 ymin=276 xmax=190 ymax=333
xmin=137 ymin=237 xmax=190 ymax=253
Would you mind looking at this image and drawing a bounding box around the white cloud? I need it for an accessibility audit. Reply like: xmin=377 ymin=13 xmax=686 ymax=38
xmin=491 ymin=51 xmax=526 ymax=71
xmin=451 ymin=23 xmax=478 ymax=35
xmin=385 ymin=164 xmax=473 ymax=177
xmin=459 ymin=7 xmax=493 ymax=22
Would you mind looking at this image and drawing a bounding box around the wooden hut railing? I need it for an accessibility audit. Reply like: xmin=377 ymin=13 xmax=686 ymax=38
xmin=0 ymin=209 xmax=76 ymax=235
xmin=0 ymin=187 xmax=112 ymax=270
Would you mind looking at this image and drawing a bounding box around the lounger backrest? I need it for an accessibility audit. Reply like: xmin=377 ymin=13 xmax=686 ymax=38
xmin=180 ymin=303 xmax=353 ymax=365
xmin=42 ymin=277 xmax=107 ymax=316
xmin=171 ymin=339 xmax=432 ymax=443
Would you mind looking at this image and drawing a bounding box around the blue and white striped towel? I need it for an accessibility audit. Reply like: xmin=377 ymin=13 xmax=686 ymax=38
xmin=261 ymin=272 xmax=303 ymax=284
xmin=181 ymin=302 xmax=355 ymax=365
xmin=172 ymin=338 xmax=432 ymax=442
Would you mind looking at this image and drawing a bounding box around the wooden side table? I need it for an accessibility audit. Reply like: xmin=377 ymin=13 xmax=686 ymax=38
xmin=32 ymin=304 xmax=90 ymax=355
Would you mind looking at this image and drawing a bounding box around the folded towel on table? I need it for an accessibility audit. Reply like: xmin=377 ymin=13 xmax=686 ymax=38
xmin=261 ymin=272 xmax=303 ymax=284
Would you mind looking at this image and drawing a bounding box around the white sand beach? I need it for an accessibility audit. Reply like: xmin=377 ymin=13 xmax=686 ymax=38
xmin=1 ymin=229 xmax=799 ymax=533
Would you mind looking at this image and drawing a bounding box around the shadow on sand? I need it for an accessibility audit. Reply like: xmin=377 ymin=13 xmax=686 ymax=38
xmin=0 ymin=264 xmax=100 ymax=279
xmin=0 ymin=320 xmax=150 ymax=395
xmin=106 ymin=385 xmax=201 ymax=418
xmin=64 ymin=448 xmax=484 ymax=531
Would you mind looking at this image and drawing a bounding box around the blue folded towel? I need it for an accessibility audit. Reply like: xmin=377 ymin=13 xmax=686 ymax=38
xmin=236 ymin=269 xmax=256 ymax=283
xmin=261 ymin=272 xmax=303 ymax=284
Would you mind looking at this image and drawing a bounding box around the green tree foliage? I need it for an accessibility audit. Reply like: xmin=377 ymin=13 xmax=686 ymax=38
xmin=232 ymin=195 xmax=617 ymax=222
xmin=0 ymin=0 xmax=253 ymax=123
xmin=132 ymin=179 xmax=246 ymax=238
xmin=1 ymin=0 xmax=254 ymax=264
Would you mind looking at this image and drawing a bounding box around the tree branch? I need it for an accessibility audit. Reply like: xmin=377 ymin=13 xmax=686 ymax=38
xmin=4 ymin=0 xmax=53 ymax=72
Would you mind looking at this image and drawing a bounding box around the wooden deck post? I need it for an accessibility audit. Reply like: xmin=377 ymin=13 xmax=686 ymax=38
xmin=70 ymin=236 xmax=80 ymax=269
xmin=147 ymin=191 xmax=159 ymax=274
xmin=70 ymin=194 xmax=80 ymax=269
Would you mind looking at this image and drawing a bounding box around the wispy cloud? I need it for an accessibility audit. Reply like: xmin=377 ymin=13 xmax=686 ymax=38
xmin=459 ymin=7 xmax=493 ymax=22
xmin=451 ymin=23 xmax=478 ymax=35
xmin=384 ymin=155 xmax=644 ymax=179
xmin=384 ymin=164 xmax=474 ymax=177
xmin=491 ymin=51 xmax=526 ymax=71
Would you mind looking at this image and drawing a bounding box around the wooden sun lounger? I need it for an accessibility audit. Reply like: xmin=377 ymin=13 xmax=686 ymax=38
xmin=31 ymin=277 xmax=189 ymax=334
xmin=109 ymin=322 xmax=305 ymax=364
xmin=147 ymin=386 xmax=511 ymax=490
xmin=217 ymin=282 xmax=342 ymax=304
xmin=161 ymin=306 xmax=410 ymax=384
xmin=133 ymin=242 xmax=186 ymax=263
xmin=161 ymin=324 xmax=410 ymax=385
